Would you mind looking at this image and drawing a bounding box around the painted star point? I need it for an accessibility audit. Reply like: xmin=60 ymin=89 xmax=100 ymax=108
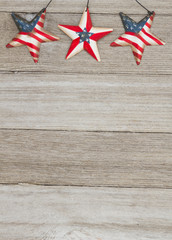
xmin=6 ymin=8 xmax=60 ymax=63
xmin=111 ymin=11 xmax=165 ymax=65
xmin=58 ymin=7 xmax=113 ymax=61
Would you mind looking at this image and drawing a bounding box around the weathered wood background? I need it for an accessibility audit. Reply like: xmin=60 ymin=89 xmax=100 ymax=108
xmin=0 ymin=0 xmax=171 ymax=239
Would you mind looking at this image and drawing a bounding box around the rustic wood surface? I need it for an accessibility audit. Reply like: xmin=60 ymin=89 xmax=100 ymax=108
xmin=0 ymin=185 xmax=172 ymax=240
xmin=0 ymin=130 xmax=172 ymax=188
xmin=0 ymin=0 xmax=171 ymax=239
xmin=0 ymin=0 xmax=172 ymax=15
xmin=0 ymin=73 xmax=172 ymax=132
xmin=0 ymin=73 xmax=172 ymax=133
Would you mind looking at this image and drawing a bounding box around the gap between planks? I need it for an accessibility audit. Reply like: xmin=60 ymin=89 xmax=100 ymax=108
xmin=0 ymin=128 xmax=172 ymax=135
xmin=1 ymin=71 xmax=172 ymax=77
xmin=0 ymin=183 xmax=172 ymax=190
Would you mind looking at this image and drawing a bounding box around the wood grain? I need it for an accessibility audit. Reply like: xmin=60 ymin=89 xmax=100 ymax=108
xmin=0 ymin=13 xmax=170 ymax=75
xmin=0 ymin=185 xmax=172 ymax=240
xmin=0 ymin=73 xmax=172 ymax=132
xmin=0 ymin=0 xmax=172 ymax=15
xmin=0 ymin=130 xmax=171 ymax=188
xmin=0 ymin=1 xmax=172 ymax=238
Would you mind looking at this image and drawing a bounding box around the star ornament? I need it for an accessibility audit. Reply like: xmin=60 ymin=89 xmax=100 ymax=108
xmin=6 ymin=8 xmax=60 ymax=63
xmin=58 ymin=7 xmax=113 ymax=61
xmin=110 ymin=12 xmax=165 ymax=65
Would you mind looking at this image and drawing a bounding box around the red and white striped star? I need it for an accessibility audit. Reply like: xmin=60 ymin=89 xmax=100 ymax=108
xmin=6 ymin=9 xmax=60 ymax=63
xmin=111 ymin=12 xmax=165 ymax=65
xmin=58 ymin=8 xmax=113 ymax=61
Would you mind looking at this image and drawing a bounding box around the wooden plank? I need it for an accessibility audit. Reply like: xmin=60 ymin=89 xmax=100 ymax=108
xmin=0 ymin=0 xmax=172 ymax=15
xmin=1 ymin=13 xmax=170 ymax=75
xmin=0 ymin=73 xmax=172 ymax=132
xmin=0 ymin=130 xmax=172 ymax=188
xmin=0 ymin=185 xmax=172 ymax=240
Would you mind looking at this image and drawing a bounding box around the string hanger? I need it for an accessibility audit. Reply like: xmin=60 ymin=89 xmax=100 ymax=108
xmin=86 ymin=0 xmax=90 ymax=11
xmin=135 ymin=0 xmax=152 ymax=15
xmin=45 ymin=0 xmax=53 ymax=9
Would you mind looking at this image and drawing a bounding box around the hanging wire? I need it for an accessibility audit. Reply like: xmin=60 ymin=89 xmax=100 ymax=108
xmin=135 ymin=0 xmax=152 ymax=14
xmin=87 ymin=0 xmax=90 ymax=10
xmin=46 ymin=0 xmax=53 ymax=9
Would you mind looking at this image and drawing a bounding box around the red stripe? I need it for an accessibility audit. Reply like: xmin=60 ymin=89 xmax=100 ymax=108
xmin=133 ymin=51 xmax=142 ymax=60
xmin=84 ymin=41 xmax=98 ymax=61
xmin=110 ymin=42 xmax=121 ymax=47
xmin=6 ymin=43 xmax=13 ymax=48
xmin=149 ymin=12 xmax=155 ymax=22
xmin=37 ymin=21 xmax=44 ymax=28
xmin=19 ymin=32 xmax=30 ymax=35
xmin=30 ymin=51 xmax=39 ymax=58
xmin=142 ymin=29 xmax=164 ymax=45
xmin=19 ymin=32 xmax=43 ymax=43
xmin=146 ymin=22 xmax=151 ymax=28
xmin=12 ymin=38 xmax=40 ymax=51
xmin=86 ymin=8 xmax=92 ymax=32
xmin=66 ymin=37 xmax=80 ymax=59
xmin=41 ymin=14 xmax=45 ymax=20
xmin=125 ymin=32 xmax=137 ymax=36
xmin=124 ymin=32 xmax=148 ymax=46
xmin=90 ymin=31 xmax=112 ymax=41
xmin=119 ymin=36 xmax=144 ymax=53
xmin=138 ymin=34 xmax=151 ymax=46
xmin=58 ymin=25 xmax=82 ymax=32
xmin=29 ymin=33 xmax=43 ymax=43
xmin=34 ymin=28 xmax=57 ymax=41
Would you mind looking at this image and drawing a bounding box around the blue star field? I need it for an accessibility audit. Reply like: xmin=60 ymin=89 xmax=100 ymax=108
xmin=11 ymin=8 xmax=45 ymax=33
xmin=120 ymin=12 xmax=151 ymax=33
xmin=76 ymin=28 xmax=94 ymax=44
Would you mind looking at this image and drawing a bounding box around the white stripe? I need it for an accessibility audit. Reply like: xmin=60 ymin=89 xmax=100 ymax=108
xmin=38 ymin=18 xmax=44 ymax=24
xmin=79 ymin=8 xmax=87 ymax=30
xmin=89 ymin=40 xmax=100 ymax=62
xmin=141 ymin=17 xmax=153 ymax=32
xmin=113 ymin=39 xmax=129 ymax=46
xmin=132 ymin=50 xmax=142 ymax=63
xmin=121 ymin=34 xmax=144 ymax=48
xmin=116 ymin=34 xmax=144 ymax=55
xmin=142 ymin=25 xmax=150 ymax=32
xmin=34 ymin=25 xmax=43 ymax=31
xmin=139 ymin=31 xmax=159 ymax=46
xmin=147 ymin=18 xmax=153 ymax=26
xmin=17 ymin=34 xmax=40 ymax=47
xmin=34 ymin=31 xmax=50 ymax=42
xmin=58 ymin=25 xmax=79 ymax=40
xmin=27 ymin=47 xmax=39 ymax=54
xmin=114 ymin=37 xmax=143 ymax=56
xmin=90 ymin=27 xmax=113 ymax=34
xmin=131 ymin=45 xmax=143 ymax=56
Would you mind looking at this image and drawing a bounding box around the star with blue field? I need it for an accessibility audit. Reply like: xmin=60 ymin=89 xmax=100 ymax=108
xmin=6 ymin=3 xmax=60 ymax=63
xmin=77 ymin=28 xmax=94 ymax=44
xmin=11 ymin=11 xmax=42 ymax=33
xmin=111 ymin=12 xmax=165 ymax=65
xmin=58 ymin=7 xmax=113 ymax=61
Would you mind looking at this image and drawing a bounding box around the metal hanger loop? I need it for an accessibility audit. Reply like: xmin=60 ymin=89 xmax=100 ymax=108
xmin=46 ymin=0 xmax=53 ymax=9
xmin=86 ymin=0 xmax=90 ymax=11
xmin=135 ymin=0 xmax=152 ymax=14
